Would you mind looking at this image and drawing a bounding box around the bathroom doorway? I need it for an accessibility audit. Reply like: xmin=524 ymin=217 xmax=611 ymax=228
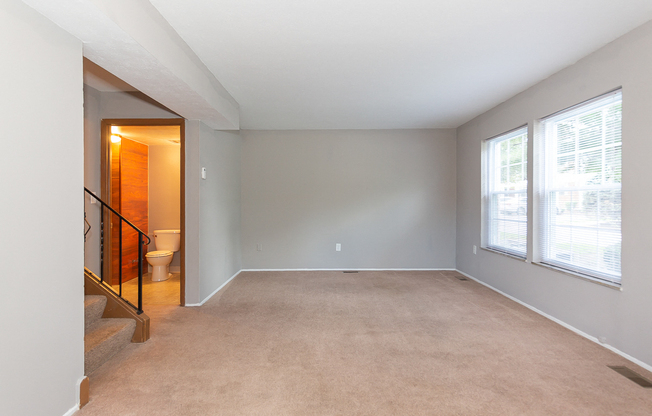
xmin=101 ymin=118 xmax=185 ymax=307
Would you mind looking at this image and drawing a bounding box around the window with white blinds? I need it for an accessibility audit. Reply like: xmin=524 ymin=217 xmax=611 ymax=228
xmin=537 ymin=89 xmax=622 ymax=284
xmin=484 ymin=126 xmax=528 ymax=257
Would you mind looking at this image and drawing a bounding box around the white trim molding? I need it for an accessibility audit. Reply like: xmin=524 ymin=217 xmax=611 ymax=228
xmin=240 ymin=268 xmax=456 ymax=272
xmin=185 ymin=270 xmax=242 ymax=307
xmin=455 ymin=269 xmax=652 ymax=373
xmin=62 ymin=404 xmax=79 ymax=416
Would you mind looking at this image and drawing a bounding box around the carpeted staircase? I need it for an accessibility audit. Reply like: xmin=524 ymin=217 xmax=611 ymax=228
xmin=84 ymin=295 xmax=136 ymax=374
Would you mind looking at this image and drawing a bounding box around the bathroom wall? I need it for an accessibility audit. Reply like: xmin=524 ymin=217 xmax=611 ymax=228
xmin=1 ymin=1 xmax=84 ymax=414
xmin=149 ymin=144 xmax=182 ymax=271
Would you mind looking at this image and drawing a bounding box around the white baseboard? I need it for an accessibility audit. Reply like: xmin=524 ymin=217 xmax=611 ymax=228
xmin=455 ymin=269 xmax=652 ymax=373
xmin=62 ymin=404 xmax=79 ymax=416
xmin=185 ymin=270 xmax=242 ymax=307
xmin=240 ymin=268 xmax=456 ymax=272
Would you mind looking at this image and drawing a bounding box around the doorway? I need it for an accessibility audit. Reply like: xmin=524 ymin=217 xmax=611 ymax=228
xmin=101 ymin=119 xmax=186 ymax=306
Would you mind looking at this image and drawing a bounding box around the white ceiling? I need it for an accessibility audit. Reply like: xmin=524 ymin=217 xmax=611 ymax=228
xmin=148 ymin=0 xmax=652 ymax=129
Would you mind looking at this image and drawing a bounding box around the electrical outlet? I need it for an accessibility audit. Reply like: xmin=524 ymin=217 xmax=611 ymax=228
xmin=473 ymin=245 xmax=477 ymax=254
xmin=336 ymin=243 xmax=341 ymax=252
xmin=256 ymin=244 xmax=262 ymax=252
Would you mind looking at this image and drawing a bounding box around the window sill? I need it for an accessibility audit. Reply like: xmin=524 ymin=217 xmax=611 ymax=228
xmin=481 ymin=246 xmax=527 ymax=262
xmin=531 ymin=262 xmax=622 ymax=291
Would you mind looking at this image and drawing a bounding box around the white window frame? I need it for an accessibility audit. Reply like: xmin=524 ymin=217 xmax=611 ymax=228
xmin=482 ymin=125 xmax=529 ymax=258
xmin=535 ymin=89 xmax=622 ymax=285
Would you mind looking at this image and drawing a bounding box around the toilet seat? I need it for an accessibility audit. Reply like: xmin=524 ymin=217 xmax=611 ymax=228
xmin=146 ymin=250 xmax=173 ymax=258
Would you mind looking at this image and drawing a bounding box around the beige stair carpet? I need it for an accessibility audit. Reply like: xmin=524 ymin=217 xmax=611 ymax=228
xmin=85 ymin=318 xmax=136 ymax=375
xmin=84 ymin=295 xmax=106 ymax=330
xmin=84 ymin=294 xmax=136 ymax=375
xmin=78 ymin=271 xmax=652 ymax=415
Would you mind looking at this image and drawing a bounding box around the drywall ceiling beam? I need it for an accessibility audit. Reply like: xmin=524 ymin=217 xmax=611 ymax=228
xmin=21 ymin=0 xmax=239 ymax=130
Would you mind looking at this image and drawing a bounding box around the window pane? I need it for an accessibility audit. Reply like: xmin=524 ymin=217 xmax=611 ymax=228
xmin=500 ymin=141 xmax=508 ymax=166
xmin=510 ymin=163 xmax=523 ymax=184
xmin=605 ymin=103 xmax=622 ymax=145
xmin=539 ymin=90 xmax=621 ymax=283
xmin=578 ymin=111 xmax=603 ymax=150
xmin=605 ymin=145 xmax=622 ymax=183
xmin=484 ymin=127 xmax=528 ymax=257
xmin=509 ymin=138 xmax=523 ymax=164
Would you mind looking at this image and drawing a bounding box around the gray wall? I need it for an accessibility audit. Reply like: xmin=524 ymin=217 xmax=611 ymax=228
xmin=0 ymin=1 xmax=84 ymax=415
xmin=99 ymin=91 xmax=180 ymax=120
xmin=84 ymin=86 xmax=102 ymax=273
xmin=456 ymin=21 xmax=652 ymax=367
xmin=241 ymin=129 xmax=457 ymax=270
xmin=149 ymin=144 xmax=181 ymax=270
xmin=184 ymin=121 xmax=201 ymax=303
xmin=199 ymin=125 xmax=243 ymax=300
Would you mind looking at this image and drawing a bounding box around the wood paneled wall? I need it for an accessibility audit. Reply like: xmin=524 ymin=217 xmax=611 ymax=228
xmin=110 ymin=141 xmax=121 ymax=284
xmin=111 ymin=138 xmax=149 ymax=285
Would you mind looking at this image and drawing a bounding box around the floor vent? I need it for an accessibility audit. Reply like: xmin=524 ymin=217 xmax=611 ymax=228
xmin=342 ymin=271 xmax=359 ymax=274
xmin=608 ymin=366 xmax=652 ymax=388
xmin=455 ymin=275 xmax=468 ymax=281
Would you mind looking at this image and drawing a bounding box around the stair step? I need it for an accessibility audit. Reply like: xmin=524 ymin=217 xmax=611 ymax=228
xmin=84 ymin=318 xmax=136 ymax=375
xmin=84 ymin=295 xmax=107 ymax=330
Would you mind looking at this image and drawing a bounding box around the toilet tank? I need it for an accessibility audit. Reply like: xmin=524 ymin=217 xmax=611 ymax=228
xmin=153 ymin=229 xmax=181 ymax=252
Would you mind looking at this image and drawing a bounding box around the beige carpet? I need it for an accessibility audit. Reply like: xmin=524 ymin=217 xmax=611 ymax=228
xmin=78 ymin=270 xmax=652 ymax=415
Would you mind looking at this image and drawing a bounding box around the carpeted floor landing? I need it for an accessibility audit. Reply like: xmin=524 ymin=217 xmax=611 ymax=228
xmin=78 ymin=270 xmax=652 ymax=415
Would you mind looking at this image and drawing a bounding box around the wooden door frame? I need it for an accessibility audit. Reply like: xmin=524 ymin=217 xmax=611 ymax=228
xmin=101 ymin=118 xmax=186 ymax=306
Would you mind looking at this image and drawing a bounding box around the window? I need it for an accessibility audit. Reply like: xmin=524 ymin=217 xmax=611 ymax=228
xmin=483 ymin=126 xmax=528 ymax=257
xmin=537 ymin=89 xmax=622 ymax=284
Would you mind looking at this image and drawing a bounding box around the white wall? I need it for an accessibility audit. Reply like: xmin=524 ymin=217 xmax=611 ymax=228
xmin=0 ymin=1 xmax=84 ymax=415
xmin=199 ymin=125 xmax=242 ymax=300
xmin=456 ymin=21 xmax=652 ymax=367
xmin=241 ymin=129 xmax=457 ymax=270
xmin=149 ymin=144 xmax=181 ymax=270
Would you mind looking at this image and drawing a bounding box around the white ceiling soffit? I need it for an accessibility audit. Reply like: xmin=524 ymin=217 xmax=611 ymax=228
xmin=22 ymin=0 xmax=239 ymax=130
xmin=150 ymin=0 xmax=652 ymax=130
xmin=84 ymin=59 xmax=138 ymax=92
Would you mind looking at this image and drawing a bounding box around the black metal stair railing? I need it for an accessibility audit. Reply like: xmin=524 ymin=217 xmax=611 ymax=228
xmin=84 ymin=187 xmax=150 ymax=314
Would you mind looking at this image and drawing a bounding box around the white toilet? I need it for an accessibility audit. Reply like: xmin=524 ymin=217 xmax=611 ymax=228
xmin=146 ymin=229 xmax=181 ymax=282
